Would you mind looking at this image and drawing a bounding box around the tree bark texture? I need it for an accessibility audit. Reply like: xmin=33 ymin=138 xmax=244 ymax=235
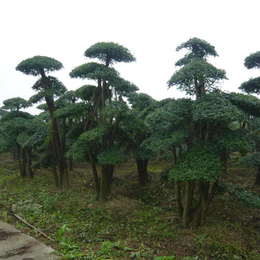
xmin=255 ymin=167 xmax=260 ymax=186
xmin=136 ymin=159 xmax=149 ymax=186
xmin=182 ymin=181 xmax=195 ymax=228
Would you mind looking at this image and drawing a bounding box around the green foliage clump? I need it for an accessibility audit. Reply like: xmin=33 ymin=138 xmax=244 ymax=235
xmin=97 ymin=147 xmax=125 ymax=165
xmin=216 ymin=128 xmax=254 ymax=155
xmin=16 ymin=55 xmax=63 ymax=76
xmin=70 ymin=62 xmax=118 ymax=80
xmin=220 ymin=181 xmax=260 ymax=208
xmin=244 ymin=51 xmax=260 ymax=69
xmin=84 ymin=42 xmax=136 ymax=66
xmin=169 ymin=144 xmax=222 ymax=182
xmin=192 ymin=92 xmax=246 ymax=124
xmin=168 ymin=59 xmax=226 ymax=96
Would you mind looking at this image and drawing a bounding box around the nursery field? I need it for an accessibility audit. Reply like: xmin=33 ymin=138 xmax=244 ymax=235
xmin=0 ymin=153 xmax=260 ymax=259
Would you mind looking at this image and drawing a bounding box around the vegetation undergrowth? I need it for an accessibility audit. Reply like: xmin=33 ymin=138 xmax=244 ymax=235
xmin=0 ymin=153 xmax=259 ymax=259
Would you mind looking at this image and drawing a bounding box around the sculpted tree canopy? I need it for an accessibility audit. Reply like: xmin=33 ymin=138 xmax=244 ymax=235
xmin=2 ymin=97 xmax=30 ymax=112
xmin=240 ymin=77 xmax=260 ymax=94
xmin=75 ymin=85 xmax=97 ymax=102
xmin=70 ymin=62 xmax=119 ymax=80
xmin=69 ymin=42 xmax=137 ymax=201
xmin=16 ymin=55 xmax=69 ymax=189
xmin=168 ymin=38 xmax=227 ymax=99
xmin=240 ymin=51 xmax=260 ymax=94
xmin=84 ymin=42 xmax=136 ymax=66
xmin=224 ymin=92 xmax=260 ymax=117
xmin=244 ymin=51 xmax=260 ymax=69
xmin=175 ymin=37 xmax=218 ymax=66
xmin=16 ymin=56 xmax=63 ymax=76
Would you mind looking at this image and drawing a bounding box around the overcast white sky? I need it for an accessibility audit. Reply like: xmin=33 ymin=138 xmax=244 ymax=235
xmin=1 ymin=0 xmax=260 ymax=114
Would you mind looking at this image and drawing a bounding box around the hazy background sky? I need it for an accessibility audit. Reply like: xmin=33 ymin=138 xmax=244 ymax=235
xmin=1 ymin=0 xmax=260 ymax=114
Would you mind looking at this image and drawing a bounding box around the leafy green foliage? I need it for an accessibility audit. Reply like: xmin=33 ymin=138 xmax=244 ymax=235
xmin=143 ymin=98 xmax=192 ymax=150
xmin=16 ymin=55 xmax=63 ymax=76
xmin=75 ymin=85 xmax=97 ymax=101
xmin=169 ymin=144 xmax=222 ymax=182
xmin=238 ymin=152 xmax=260 ymax=167
xmin=55 ymin=103 xmax=88 ymax=119
xmin=29 ymin=76 xmax=67 ymax=104
xmin=168 ymin=38 xmax=226 ymax=98
xmin=109 ymin=76 xmax=139 ymax=97
xmin=100 ymin=101 xmax=128 ymax=119
xmin=97 ymin=147 xmax=125 ymax=165
xmin=168 ymin=59 xmax=227 ymax=96
xmin=2 ymin=97 xmax=30 ymax=111
xmin=240 ymin=77 xmax=260 ymax=94
xmin=0 ymin=111 xmax=34 ymax=122
xmin=67 ymin=124 xmax=111 ymax=160
xmin=224 ymin=92 xmax=260 ymax=117
xmin=25 ymin=123 xmax=49 ymax=148
xmin=57 ymin=90 xmax=78 ymax=104
xmin=240 ymin=51 xmax=260 ymax=95
xmin=84 ymin=42 xmax=136 ymax=66
xmin=69 ymin=62 xmax=118 ymax=80
xmin=221 ymin=181 xmax=260 ymax=208
xmin=128 ymin=92 xmax=155 ymax=111
xmin=0 ymin=134 xmax=16 ymax=153
xmin=32 ymin=76 xmax=67 ymax=92
xmin=79 ymin=124 xmax=110 ymax=144
xmin=216 ymin=128 xmax=254 ymax=154
xmin=192 ymin=92 xmax=246 ymax=124
xmin=175 ymin=37 xmax=218 ymax=66
xmin=244 ymin=51 xmax=260 ymax=69
xmin=0 ymin=109 xmax=7 ymax=117
xmin=133 ymin=147 xmax=156 ymax=160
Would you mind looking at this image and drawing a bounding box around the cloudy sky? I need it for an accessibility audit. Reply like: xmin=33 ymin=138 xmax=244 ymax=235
xmin=1 ymin=0 xmax=260 ymax=114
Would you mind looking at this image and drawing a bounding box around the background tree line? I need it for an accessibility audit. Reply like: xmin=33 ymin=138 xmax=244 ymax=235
xmin=1 ymin=38 xmax=260 ymax=228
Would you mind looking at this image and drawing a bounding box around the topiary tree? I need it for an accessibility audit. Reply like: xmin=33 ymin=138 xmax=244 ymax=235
xmin=16 ymin=56 xmax=69 ymax=189
xmin=165 ymin=38 xmax=254 ymax=228
xmin=168 ymin=37 xmax=227 ymax=99
xmin=239 ymin=51 xmax=260 ymax=186
xmin=0 ymin=98 xmax=35 ymax=178
xmin=69 ymin=42 xmax=137 ymax=201
xmin=2 ymin=97 xmax=30 ymax=114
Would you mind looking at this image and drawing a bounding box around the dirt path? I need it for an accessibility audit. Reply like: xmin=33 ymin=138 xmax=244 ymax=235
xmin=0 ymin=221 xmax=60 ymax=260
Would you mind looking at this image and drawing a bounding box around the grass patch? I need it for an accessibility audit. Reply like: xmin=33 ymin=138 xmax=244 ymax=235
xmin=0 ymin=153 xmax=259 ymax=259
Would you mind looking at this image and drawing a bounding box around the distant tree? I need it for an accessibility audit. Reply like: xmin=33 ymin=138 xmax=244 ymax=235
xmin=2 ymin=97 xmax=30 ymax=114
xmin=0 ymin=98 xmax=34 ymax=178
xmin=240 ymin=51 xmax=260 ymax=94
xmin=16 ymin=56 xmax=69 ymax=189
xmin=239 ymin=51 xmax=260 ymax=186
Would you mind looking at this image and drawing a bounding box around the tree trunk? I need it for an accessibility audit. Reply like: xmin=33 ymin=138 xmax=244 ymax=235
xmin=107 ymin=164 xmax=114 ymax=192
xmin=16 ymin=143 xmax=26 ymax=178
xmin=101 ymin=164 xmax=108 ymax=201
xmin=69 ymin=158 xmax=73 ymax=171
xmin=21 ymin=148 xmax=27 ymax=178
xmin=221 ymin=148 xmax=228 ymax=174
xmin=25 ymin=148 xmax=33 ymax=178
xmin=182 ymin=181 xmax=195 ymax=228
xmin=255 ymin=167 xmax=260 ymax=186
xmin=173 ymin=146 xmax=177 ymax=165
xmin=89 ymin=152 xmax=100 ymax=199
xmin=192 ymin=181 xmax=219 ymax=227
xmin=41 ymin=70 xmax=69 ymax=190
xmin=136 ymin=159 xmax=149 ymax=186
xmin=49 ymin=143 xmax=59 ymax=187
xmin=175 ymin=182 xmax=183 ymax=221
